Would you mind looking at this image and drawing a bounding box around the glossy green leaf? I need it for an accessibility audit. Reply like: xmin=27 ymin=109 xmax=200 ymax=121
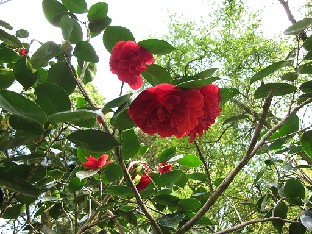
xmin=47 ymin=61 xmax=76 ymax=94
xmin=268 ymin=115 xmax=299 ymax=140
xmin=9 ymin=116 xmax=43 ymax=135
xmin=300 ymin=81 xmax=312 ymax=93
xmin=121 ymin=129 xmax=140 ymax=160
xmin=0 ymin=29 xmax=22 ymax=47
xmin=68 ymin=177 xmax=86 ymax=192
xmin=30 ymin=41 xmax=60 ymax=69
xmin=142 ymin=64 xmax=171 ymax=86
xmin=103 ymin=163 xmax=123 ymax=182
xmin=301 ymin=130 xmax=312 ymax=157
xmin=195 ymin=68 xmax=218 ymax=79
xmin=102 ymin=93 xmax=132 ymax=114
xmin=250 ymin=61 xmax=287 ymax=84
xmin=60 ymin=15 xmax=82 ymax=43
xmin=42 ymin=0 xmax=67 ymax=26
xmin=284 ymin=178 xmax=305 ymax=203
xmin=158 ymin=212 xmax=185 ymax=229
xmin=138 ymin=39 xmax=175 ymax=55
xmin=74 ymin=41 xmax=99 ymax=63
xmin=159 ymin=147 xmax=176 ymax=163
xmin=281 ymin=72 xmax=298 ymax=81
xmin=68 ymin=129 xmax=120 ymax=152
xmin=220 ymin=88 xmax=239 ymax=105
xmin=0 ymin=90 xmax=47 ymax=124
xmin=48 ymin=109 xmax=97 ymax=123
xmin=178 ymin=198 xmax=201 ymax=211
xmin=107 ymin=185 xmax=133 ymax=197
xmin=178 ymin=154 xmax=202 ymax=168
xmin=284 ymin=18 xmax=312 ymax=35
xmin=177 ymin=77 xmax=219 ymax=89
xmin=289 ymin=222 xmax=307 ymax=234
xmin=110 ymin=108 xmax=135 ymax=130
xmin=0 ymin=46 xmax=19 ymax=63
xmin=87 ymin=2 xmax=108 ymax=21
xmin=35 ymin=83 xmax=71 ymax=115
xmin=103 ymin=26 xmax=135 ymax=53
xmin=0 ymin=68 xmax=14 ymax=89
xmin=16 ymin=29 xmax=29 ymax=38
xmin=61 ymin=0 xmax=87 ymax=13
xmin=13 ymin=56 xmax=37 ymax=89
xmin=254 ymin=83 xmax=296 ymax=99
xmin=155 ymin=170 xmax=183 ymax=187
xmin=0 ymin=170 xmax=42 ymax=197
xmin=2 ymin=204 xmax=25 ymax=220
xmin=0 ymin=20 xmax=13 ymax=30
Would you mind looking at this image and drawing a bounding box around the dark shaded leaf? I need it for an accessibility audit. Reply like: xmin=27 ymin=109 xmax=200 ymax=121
xmin=177 ymin=77 xmax=219 ymax=90
xmin=0 ymin=29 xmax=22 ymax=47
xmin=102 ymin=93 xmax=132 ymax=114
xmin=61 ymin=0 xmax=87 ymax=14
xmin=178 ymin=198 xmax=201 ymax=211
xmin=60 ymin=15 xmax=82 ymax=43
xmin=87 ymin=2 xmax=108 ymax=21
xmin=30 ymin=41 xmax=60 ymax=69
xmin=0 ymin=133 xmax=37 ymax=151
xmin=0 ymin=46 xmax=19 ymax=63
xmin=254 ymin=83 xmax=296 ymax=99
xmin=107 ymin=185 xmax=133 ymax=197
xmin=220 ymin=88 xmax=239 ymax=105
xmin=68 ymin=177 xmax=86 ymax=192
xmin=0 ymin=20 xmax=13 ymax=30
xmin=158 ymin=212 xmax=185 ymax=229
xmin=284 ymin=18 xmax=312 ymax=35
xmin=2 ymin=204 xmax=25 ymax=219
xmin=303 ymin=35 xmax=312 ymax=51
xmin=300 ymin=80 xmax=312 ymax=93
xmin=268 ymin=115 xmax=299 ymax=140
xmin=121 ymin=129 xmax=140 ymax=160
xmin=281 ymin=72 xmax=298 ymax=81
xmin=289 ymin=222 xmax=307 ymax=234
xmin=13 ymin=56 xmax=37 ymax=89
xmin=154 ymin=170 xmax=183 ymax=187
xmin=103 ymin=26 xmax=135 ymax=53
xmin=272 ymin=201 xmax=288 ymax=233
xmin=16 ymin=29 xmax=29 ymax=38
xmin=42 ymin=0 xmax=67 ymax=26
xmin=142 ymin=64 xmax=172 ymax=86
xmin=250 ymin=61 xmax=287 ymax=84
xmin=284 ymin=178 xmax=305 ymax=204
xmin=9 ymin=116 xmax=43 ymax=135
xmin=159 ymin=147 xmax=176 ymax=163
xmin=0 ymin=68 xmax=14 ymax=89
xmin=110 ymin=108 xmax=135 ymax=130
xmin=301 ymin=130 xmax=312 ymax=157
xmin=138 ymin=39 xmax=175 ymax=55
xmin=103 ymin=163 xmax=123 ymax=182
xmin=299 ymin=63 xmax=312 ymax=74
xmin=74 ymin=41 xmax=99 ymax=63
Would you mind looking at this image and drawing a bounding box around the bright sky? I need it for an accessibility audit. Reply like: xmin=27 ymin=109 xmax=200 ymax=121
xmin=0 ymin=0 xmax=306 ymax=102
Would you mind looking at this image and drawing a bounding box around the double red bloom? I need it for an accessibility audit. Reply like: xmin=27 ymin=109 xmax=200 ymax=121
xmin=128 ymin=83 xmax=221 ymax=142
xmin=110 ymin=41 xmax=154 ymax=90
xmin=82 ymin=154 xmax=113 ymax=170
xmin=157 ymin=162 xmax=172 ymax=174
xmin=129 ymin=162 xmax=152 ymax=191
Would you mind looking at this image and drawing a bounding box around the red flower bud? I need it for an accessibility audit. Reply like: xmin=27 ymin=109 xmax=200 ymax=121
xmin=19 ymin=48 xmax=28 ymax=56
xmin=158 ymin=162 xmax=172 ymax=174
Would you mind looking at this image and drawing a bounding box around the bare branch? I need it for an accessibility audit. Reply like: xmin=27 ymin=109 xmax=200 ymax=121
xmin=0 ymin=0 xmax=13 ymax=5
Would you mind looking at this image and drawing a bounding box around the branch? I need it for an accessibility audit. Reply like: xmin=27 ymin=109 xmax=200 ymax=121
xmin=277 ymin=0 xmax=308 ymax=41
xmin=0 ymin=0 xmax=13 ymax=5
xmin=194 ymin=140 xmax=214 ymax=193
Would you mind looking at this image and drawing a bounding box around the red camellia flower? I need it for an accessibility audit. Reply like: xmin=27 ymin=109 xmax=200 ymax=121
xmin=109 ymin=41 xmax=154 ymax=90
xmin=19 ymin=48 xmax=28 ymax=56
xmin=82 ymin=154 xmax=113 ymax=170
xmin=129 ymin=162 xmax=152 ymax=191
xmin=189 ymin=84 xmax=221 ymax=143
xmin=128 ymin=83 xmax=204 ymax=138
xmin=158 ymin=162 xmax=172 ymax=174
xmin=136 ymin=174 xmax=152 ymax=191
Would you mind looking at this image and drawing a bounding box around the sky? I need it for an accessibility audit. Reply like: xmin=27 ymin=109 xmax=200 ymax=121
xmin=0 ymin=0 xmax=307 ymax=102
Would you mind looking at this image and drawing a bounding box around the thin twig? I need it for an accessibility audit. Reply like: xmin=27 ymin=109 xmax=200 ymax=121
xmin=194 ymin=140 xmax=214 ymax=193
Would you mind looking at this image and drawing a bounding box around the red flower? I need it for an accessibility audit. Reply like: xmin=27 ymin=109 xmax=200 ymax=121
xmin=189 ymin=84 xmax=221 ymax=143
xmin=82 ymin=154 xmax=113 ymax=170
xmin=158 ymin=162 xmax=172 ymax=174
xmin=19 ymin=48 xmax=28 ymax=56
xmin=109 ymin=41 xmax=154 ymax=90
xmin=129 ymin=162 xmax=152 ymax=191
xmin=128 ymin=83 xmax=204 ymax=138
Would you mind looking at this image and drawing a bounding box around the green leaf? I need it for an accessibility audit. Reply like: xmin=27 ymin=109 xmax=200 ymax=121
xmin=154 ymin=170 xmax=183 ymax=187
xmin=47 ymin=61 xmax=76 ymax=94
xmin=304 ymin=50 xmax=312 ymax=60
xmin=284 ymin=18 xmax=312 ymax=35
xmin=155 ymin=194 xmax=179 ymax=207
xmin=289 ymin=222 xmax=307 ymax=234
xmin=102 ymin=163 xmax=123 ymax=182
xmin=300 ymin=81 xmax=312 ymax=93
xmin=61 ymin=0 xmax=87 ymax=13
xmin=250 ymin=61 xmax=287 ymax=84
xmin=47 ymin=169 xmax=64 ymax=179
xmin=178 ymin=198 xmax=201 ymax=211
xmin=158 ymin=212 xmax=185 ymax=229
xmin=107 ymin=185 xmax=133 ymax=197
xmin=121 ymin=129 xmax=140 ymax=160
xmin=42 ymin=0 xmax=68 ymax=26
xmin=0 ymin=46 xmax=19 ymax=63
xmin=301 ymin=130 xmax=312 ymax=157
xmin=254 ymin=83 xmax=296 ymax=99
xmin=68 ymin=177 xmax=86 ymax=192
xmin=188 ymin=172 xmax=207 ymax=181
xmin=13 ymin=56 xmax=37 ymax=90
xmin=0 ymin=90 xmax=47 ymax=124
xmin=178 ymin=154 xmax=202 ymax=168
xmin=0 ymin=170 xmax=42 ymax=197
xmin=10 ymin=153 xmax=44 ymax=162
xmin=103 ymin=26 xmax=135 ymax=53
xmin=303 ymin=35 xmax=312 ymax=51
xmin=195 ymin=68 xmax=218 ymax=79
xmin=272 ymin=201 xmax=288 ymax=233
xmin=177 ymin=77 xmax=219 ymax=90
xmin=102 ymin=93 xmax=132 ymax=114
xmin=16 ymin=29 xmax=29 ymax=38
xmin=0 ymin=29 xmax=22 ymax=47
xmin=88 ymin=2 xmax=108 ymax=21
xmin=138 ymin=39 xmax=175 ymax=55
xmin=74 ymin=41 xmax=99 ymax=63
xmin=0 ymin=20 xmax=13 ymax=30
xmin=299 ymin=63 xmax=312 ymax=74
xmin=268 ymin=115 xmax=299 ymax=140
xmin=48 ymin=109 xmax=97 ymax=123
xmin=35 ymin=83 xmax=71 ymax=115
xmin=284 ymin=178 xmax=305 ymax=203
xmin=68 ymin=129 xmax=120 ymax=152
xmin=89 ymin=17 xmax=111 ymax=36
xmin=223 ymin=114 xmax=249 ymax=125
xmin=60 ymin=15 xmax=82 ymax=43
xmin=30 ymin=41 xmax=60 ymax=69
xmin=159 ymin=147 xmax=176 ymax=163
xmin=142 ymin=64 xmax=171 ymax=86
xmin=110 ymin=108 xmax=135 ymax=130
xmin=220 ymin=88 xmax=239 ymax=105
xmin=0 ymin=68 xmax=14 ymax=89
xmin=281 ymin=72 xmax=298 ymax=81
xmin=9 ymin=116 xmax=44 ymax=135
xmin=2 ymin=204 xmax=25 ymax=220
xmin=0 ymin=133 xmax=37 ymax=151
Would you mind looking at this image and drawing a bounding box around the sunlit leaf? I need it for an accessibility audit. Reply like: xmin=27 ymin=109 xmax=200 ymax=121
xmin=178 ymin=154 xmax=202 ymax=168
xmin=61 ymin=0 xmax=87 ymax=14
xmin=284 ymin=18 xmax=312 ymax=35
xmin=42 ymin=0 xmax=67 ymax=26
xmin=74 ymin=41 xmax=99 ymax=63
xmin=138 ymin=39 xmax=175 ymax=55
xmin=159 ymin=147 xmax=176 ymax=163
xmin=142 ymin=64 xmax=172 ymax=86
xmin=250 ymin=61 xmax=288 ymax=84
xmin=48 ymin=109 xmax=98 ymax=123
xmin=103 ymin=26 xmax=135 ymax=53
xmin=254 ymin=83 xmax=296 ymax=99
